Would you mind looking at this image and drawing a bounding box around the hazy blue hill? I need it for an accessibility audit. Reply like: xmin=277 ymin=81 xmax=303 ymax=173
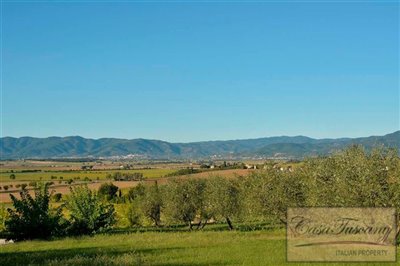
xmin=1 ymin=131 xmax=398 ymax=159
xmin=255 ymin=143 xmax=324 ymax=158
xmin=255 ymin=131 xmax=400 ymax=158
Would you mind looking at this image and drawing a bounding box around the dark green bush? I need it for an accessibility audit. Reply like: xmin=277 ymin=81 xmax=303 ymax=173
xmin=165 ymin=168 xmax=201 ymax=177
xmin=126 ymin=183 xmax=146 ymax=202
xmin=98 ymin=182 xmax=119 ymax=201
xmin=125 ymin=203 xmax=142 ymax=227
xmin=52 ymin=193 xmax=63 ymax=202
xmin=111 ymin=172 xmax=144 ymax=181
xmin=5 ymin=183 xmax=65 ymax=240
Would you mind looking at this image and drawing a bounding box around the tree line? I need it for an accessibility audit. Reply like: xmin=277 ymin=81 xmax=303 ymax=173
xmin=124 ymin=146 xmax=399 ymax=232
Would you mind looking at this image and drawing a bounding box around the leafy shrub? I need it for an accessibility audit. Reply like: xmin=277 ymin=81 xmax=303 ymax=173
xmin=111 ymin=172 xmax=145 ymax=181
xmin=20 ymin=169 xmax=40 ymax=173
xmin=3 ymin=185 xmax=9 ymax=191
xmin=98 ymin=182 xmax=119 ymax=201
xmin=0 ymin=205 xmax=8 ymax=233
xmin=5 ymin=183 xmax=64 ymax=240
xmin=9 ymin=174 xmax=16 ymax=180
xmin=125 ymin=203 xmax=142 ymax=227
xmin=52 ymin=193 xmax=63 ymax=202
xmin=126 ymin=183 xmax=146 ymax=202
xmin=65 ymin=185 xmax=115 ymax=235
xmin=165 ymin=168 xmax=201 ymax=177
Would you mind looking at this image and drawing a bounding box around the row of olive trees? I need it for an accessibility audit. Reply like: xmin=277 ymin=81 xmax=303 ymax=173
xmin=126 ymin=171 xmax=306 ymax=230
xmin=3 ymin=183 xmax=115 ymax=240
xmin=124 ymin=146 xmax=400 ymax=237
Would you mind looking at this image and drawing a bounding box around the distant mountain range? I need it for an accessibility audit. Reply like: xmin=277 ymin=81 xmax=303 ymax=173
xmin=1 ymin=131 xmax=399 ymax=160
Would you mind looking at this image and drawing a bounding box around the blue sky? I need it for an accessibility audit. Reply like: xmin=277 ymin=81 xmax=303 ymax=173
xmin=2 ymin=1 xmax=399 ymax=142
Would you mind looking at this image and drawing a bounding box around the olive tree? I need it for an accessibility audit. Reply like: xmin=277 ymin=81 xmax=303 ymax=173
xmin=304 ymin=145 xmax=400 ymax=208
xmin=303 ymin=146 xmax=400 ymax=243
xmin=204 ymin=176 xmax=241 ymax=230
xmin=242 ymin=169 xmax=307 ymax=225
xmin=141 ymin=182 xmax=163 ymax=226
xmin=163 ymin=178 xmax=205 ymax=230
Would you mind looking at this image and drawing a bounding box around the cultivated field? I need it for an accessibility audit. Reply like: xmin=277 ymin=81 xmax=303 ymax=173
xmin=0 ymin=181 xmax=140 ymax=203
xmin=0 ymin=169 xmax=176 ymax=181
xmin=0 ymin=161 xmax=254 ymax=203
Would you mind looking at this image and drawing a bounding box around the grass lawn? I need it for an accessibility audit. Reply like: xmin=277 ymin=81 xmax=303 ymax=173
xmin=0 ymin=229 xmax=398 ymax=266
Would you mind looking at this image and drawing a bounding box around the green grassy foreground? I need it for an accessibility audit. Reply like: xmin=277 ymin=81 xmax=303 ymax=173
xmin=0 ymin=229 xmax=398 ymax=266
